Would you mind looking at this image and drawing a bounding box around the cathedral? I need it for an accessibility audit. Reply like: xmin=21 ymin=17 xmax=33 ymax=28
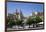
xmin=13 ymin=9 xmax=24 ymax=21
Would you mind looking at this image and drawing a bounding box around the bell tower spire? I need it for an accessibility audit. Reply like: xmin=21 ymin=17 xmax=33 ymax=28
xmin=15 ymin=9 xmax=19 ymax=20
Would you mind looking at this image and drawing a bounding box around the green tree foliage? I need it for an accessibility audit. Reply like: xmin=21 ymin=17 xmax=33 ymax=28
xmin=8 ymin=19 xmax=16 ymax=28
xmin=35 ymin=16 xmax=42 ymax=23
xmin=26 ymin=17 xmax=33 ymax=28
xmin=32 ymin=16 xmax=42 ymax=27
xmin=15 ymin=20 xmax=22 ymax=25
xmin=15 ymin=19 xmax=23 ymax=28
xmin=26 ymin=16 xmax=42 ymax=28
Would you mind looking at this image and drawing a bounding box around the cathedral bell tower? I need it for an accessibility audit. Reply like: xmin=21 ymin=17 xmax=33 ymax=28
xmin=15 ymin=9 xmax=24 ymax=21
xmin=15 ymin=9 xmax=19 ymax=20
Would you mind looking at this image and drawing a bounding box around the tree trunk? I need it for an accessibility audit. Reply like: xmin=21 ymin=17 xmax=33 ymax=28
xmin=36 ymin=23 xmax=37 ymax=27
xmin=29 ymin=25 xmax=30 ymax=28
xmin=33 ymin=24 xmax=35 ymax=28
xmin=23 ymin=26 xmax=24 ymax=29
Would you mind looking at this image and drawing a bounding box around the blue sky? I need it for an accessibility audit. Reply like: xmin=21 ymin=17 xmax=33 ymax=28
xmin=7 ymin=2 xmax=43 ymax=17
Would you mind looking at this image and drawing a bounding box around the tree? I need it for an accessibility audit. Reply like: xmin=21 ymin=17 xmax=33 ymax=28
xmin=32 ymin=16 xmax=42 ymax=28
xmin=35 ymin=16 xmax=42 ymax=27
xmin=7 ymin=14 xmax=16 ymax=28
xmin=36 ymin=16 xmax=42 ymax=23
xmin=8 ymin=19 xmax=16 ymax=28
xmin=15 ymin=19 xmax=23 ymax=29
xmin=21 ymin=20 xmax=24 ymax=29
xmin=26 ymin=17 xmax=33 ymax=28
xmin=31 ymin=17 xmax=36 ymax=28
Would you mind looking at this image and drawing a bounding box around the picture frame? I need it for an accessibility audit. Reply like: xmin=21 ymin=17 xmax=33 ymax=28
xmin=5 ymin=0 xmax=44 ymax=32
